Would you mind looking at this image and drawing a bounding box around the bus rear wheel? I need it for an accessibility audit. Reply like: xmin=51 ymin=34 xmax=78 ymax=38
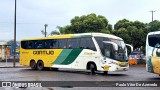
xmin=37 ymin=61 xmax=44 ymax=71
xmin=30 ymin=60 xmax=37 ymax=70
xmin=90 ymin=63 xmax=96 ymax=75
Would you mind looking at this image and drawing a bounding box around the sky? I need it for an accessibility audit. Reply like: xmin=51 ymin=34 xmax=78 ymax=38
xmin=0 ymin=0 xmax=160 ymax=41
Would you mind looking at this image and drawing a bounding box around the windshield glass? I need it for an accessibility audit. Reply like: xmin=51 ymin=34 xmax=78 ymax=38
xmin=95 ymin=37 xmax=127 ymax=61
xmin=110 ymin=39 xmax=125 ymax=50
xmin=148 ymin=34 xmax=160 ymax=47
xmin=103 ymin=38 xmax=127 ymax=61
xmin=110 ymin=39 xmax=127 ymax=61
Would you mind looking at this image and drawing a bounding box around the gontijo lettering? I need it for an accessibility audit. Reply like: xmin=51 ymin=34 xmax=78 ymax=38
xmin=33 ymin=50 xmax=54 ymax=55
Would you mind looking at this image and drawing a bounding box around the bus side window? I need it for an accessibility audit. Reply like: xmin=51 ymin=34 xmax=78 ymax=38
xmin=53 ymin=40 xmax=59 ymax=48
xmin=67 ymin=38 xmax=80 ymax=49
xmin=28 ymin=41 xmax=34 ymax=49
xmin=94 ymin=37 xmax=110 ymax=55
xmin=67 ymin=39 xmax=72 ymax=49
xmin=44 ymin=40 xmax=50 ymax=49
xmin=80 ymin=37 xmax=96 ymax=51
xmin=49 ymin=40 xmax=55 ymax=48
xmin=73 ymin=38 xmax=80 ymax=48
xmin=35 ymin=40 xmax=44 ymax=49
xmin=21 ymin=41 xmax=28 ymax=49
xmin=59 ymin=39 xmax=67 ymax=49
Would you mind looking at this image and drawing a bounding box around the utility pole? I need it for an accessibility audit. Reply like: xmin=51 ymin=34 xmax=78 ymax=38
xmin=13 ymin=0 xmax=17 ymax=67
xmin=150 ymin=10 xmax=156 ymax=22
xmin=44 ymin=24 xmax=48 ymax=37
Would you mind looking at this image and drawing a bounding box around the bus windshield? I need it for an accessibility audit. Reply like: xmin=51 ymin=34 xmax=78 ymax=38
xmin=148 ymin=34 xmax=160 ymax=47
xmin=107 ymin=39 xmax=127 ymax=62
xmin=95 ymin=37 xmax=127 ymax=62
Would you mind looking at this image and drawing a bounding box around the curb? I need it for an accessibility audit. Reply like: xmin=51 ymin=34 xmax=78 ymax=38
xmin=0 ymin=66 xmax=28 ymax=68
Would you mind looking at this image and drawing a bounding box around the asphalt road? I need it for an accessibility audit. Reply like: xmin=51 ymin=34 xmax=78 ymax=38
xmin=0 ymin=64 xmax=160 ymax=90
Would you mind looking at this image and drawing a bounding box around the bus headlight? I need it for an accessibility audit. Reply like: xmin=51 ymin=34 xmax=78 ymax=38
xmin=156 ymin=48 xmax=160 ymax=57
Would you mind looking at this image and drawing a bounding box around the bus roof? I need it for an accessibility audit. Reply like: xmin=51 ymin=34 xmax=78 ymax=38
xmin=147 ymin=31 xmax=160 ymax=36
xmin=21 ymin=33 xmax=123 ymax=41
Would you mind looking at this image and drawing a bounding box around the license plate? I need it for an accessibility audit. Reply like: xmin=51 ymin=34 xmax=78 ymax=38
xmin=118 ymin=62 xmax=126 ymax=65
xmin=103 ymin=66 xmax=109 ymax=71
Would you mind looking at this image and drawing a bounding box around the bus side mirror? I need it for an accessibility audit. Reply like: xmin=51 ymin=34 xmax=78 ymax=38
xmin=103 ymin=41 xmax=118 ymax=51
xmin=125 ymin=44 xmax=133 ymax=52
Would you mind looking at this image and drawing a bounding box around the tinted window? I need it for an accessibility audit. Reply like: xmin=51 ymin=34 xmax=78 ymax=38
xmin=104 ymin=44 xmax=114 ymax=59
xmin=95 ymin=37 xmax=104 ymax=49
xmin=67 ymin=38 xmax=80 ymax=49
xmin=35 ymin=40 xmax=44 ymax=49
xmin=21 ymin=41 xmax=28 ymax=49
xmin=95 ymin=37 xmax=110 ymax=55
xmin=95 ymin=37 xmax=110 ymax=48
xmin=28 ymin=41 xmax=34 ymax=49
xmin=59 ymin=39 xmax=67 ymax=48
xmin=104 ymin=37 xmax=110 ymax=41
xmin=148 ymin=34 xmax=160 ymax=47
xmin=44 ymin=40 xmax=59 ymax=49
xmin=80 ymin=37 xmax=96 ymax=51
xmin=21 ymin=41 xmax=35 ymax=49
xmin=50 ymin=40 xmax=58 ymax=48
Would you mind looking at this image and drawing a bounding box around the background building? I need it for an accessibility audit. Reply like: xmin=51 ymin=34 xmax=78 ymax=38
xmin=0 ymin=41 xmax=11 ymax=61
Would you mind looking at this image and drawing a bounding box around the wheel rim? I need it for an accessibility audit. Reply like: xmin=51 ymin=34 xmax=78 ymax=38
xmin=90 ymin=64 xmax=95 ymax=74
xmin=39 ymin=63 xmax=42 ymax=68
xmin=30 ymin=61 xmax=35 ymax=68
xmin=37 ymin=61 xmax=44 ymax=70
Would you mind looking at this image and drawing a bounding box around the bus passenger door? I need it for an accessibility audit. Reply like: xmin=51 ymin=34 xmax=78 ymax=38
xmin=103 ymin=43 xmax=114 ymax=59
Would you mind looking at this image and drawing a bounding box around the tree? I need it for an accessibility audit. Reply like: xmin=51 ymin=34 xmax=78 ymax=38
xmin=5 ymin=40 xmax=14 ymax=45
xmin=41 ymin=30 xmax=47 ymax=36
xmin=107 ymin=24 xmax=112 ymax=32
xmin=127 ymin=26 xmax=144 ymax=48
xmin=56 ymin=25 xmax=72 ymax=34
xmin=114 ymin=19 xmax=133 ymax=30
xmin=57 ymin=13 xmax=111 ymax=34
xmin=113 ymin=19 xmax=148 ymax=52
xmin=112 ymin=28 xmax=131 ymax=43
xmin=72 ymin=13 xmax=108 ymax=33
xmin=133 ymin=21 xmax=146 ymax=29
xmin=49 ymin=31 xmax=60 ymax=35
xmin=5 ymin=40 xmax=19 ymax=45
xmin=147 ymin=20 xmax=160 ymax=32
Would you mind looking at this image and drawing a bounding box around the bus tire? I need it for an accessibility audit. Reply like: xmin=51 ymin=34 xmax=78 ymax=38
xmin=90 ymin=63 xmax=96 ymax=75
xmin=30 ymin=60 xmax=37 ymax=70
xmin=103 ymin=71 xmax=108 ymax=75
xmin=37 ymin=60 xmax=44 ymax=71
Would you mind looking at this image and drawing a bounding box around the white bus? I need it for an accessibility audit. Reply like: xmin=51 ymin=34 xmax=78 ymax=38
xmin=146 ymin=31 xmax=160 ymax=75
xmin=20 ymin=33 xmax=131 ymax=75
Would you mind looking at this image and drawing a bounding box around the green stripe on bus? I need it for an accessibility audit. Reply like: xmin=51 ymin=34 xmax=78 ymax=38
xmin=53 ymin=49 xmax=72 ymax=64
xmin=60 ymin=49 xmax=83 ymax=65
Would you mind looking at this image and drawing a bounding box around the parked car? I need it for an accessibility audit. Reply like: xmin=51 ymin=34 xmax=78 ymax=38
xmin=128 ymin=51 xmax=146 ymax=65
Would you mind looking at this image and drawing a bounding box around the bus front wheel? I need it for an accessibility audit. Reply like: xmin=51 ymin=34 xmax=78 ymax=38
xmin=90 ymin=63 xmax=96 ymax=75
xmin=30 ymin=60 xmax=37 ymax=70
xmin=37 ymin=61 xmax=44 ymax=71
xmin=103 ymin=71 xmax=108 ymax=75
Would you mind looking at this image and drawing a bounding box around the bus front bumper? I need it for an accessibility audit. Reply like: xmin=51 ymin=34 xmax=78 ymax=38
xmin=101 ymin=65 xmax=129 ymax=72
